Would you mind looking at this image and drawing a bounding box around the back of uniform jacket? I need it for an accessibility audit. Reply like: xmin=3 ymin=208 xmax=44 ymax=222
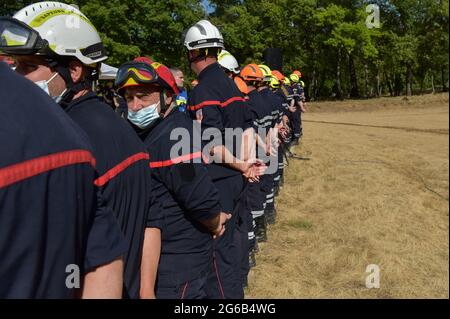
xmin=0 ymin=63 xmax=126 ymax=298
xmin=64 ymin=92 xmax=151 ymax=299
xmin=188 ymin=63 xmax=253 ymax=181
xmin=143 ymin=112 xmax=222 ymax=283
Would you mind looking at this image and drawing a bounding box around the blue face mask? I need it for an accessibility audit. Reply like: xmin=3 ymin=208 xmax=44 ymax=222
xmin=127 ymin=102 xmax=160 ymax=129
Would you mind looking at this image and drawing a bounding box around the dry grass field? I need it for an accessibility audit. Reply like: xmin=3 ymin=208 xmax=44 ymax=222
xmin=246 ymin=93 xmax=449 ymax=299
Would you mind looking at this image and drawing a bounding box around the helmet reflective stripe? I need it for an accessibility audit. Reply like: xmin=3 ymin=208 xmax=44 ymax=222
xmin=183 ymin=20 xmax=224 ymax=50
xmin=29 ymin=9 xmax=96 ymax=31
xmin=258 ymin=64 xmax=272 ymax=82
xmin=218 ymin=49 xmax=240 ymax=74
xmin=289 ymin=74 xmax=299 ymax=83
xmin=269 ymin=75 xmax=280 ymax=89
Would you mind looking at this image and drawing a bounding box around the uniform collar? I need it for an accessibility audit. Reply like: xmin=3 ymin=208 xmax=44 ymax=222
xmin=198 ymin=62 xmax=222 ymax=82
xmin=63 ymin=92 xmax=99 ymax=112
xmin=247 ymin=89 xmax=259 ymax=99
xmin=131 ymin=116 xmax=164 ymax=141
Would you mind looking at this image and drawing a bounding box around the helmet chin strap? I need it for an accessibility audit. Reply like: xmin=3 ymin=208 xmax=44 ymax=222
xmin=47 ymin=58 xmax=98 ymax=108
xmin=159 ymin=91 xmax=167 ymax=114
xmin=187 ymin=48 xmax=221 ymax=65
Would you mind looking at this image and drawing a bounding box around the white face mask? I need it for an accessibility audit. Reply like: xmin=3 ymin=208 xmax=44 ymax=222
xmin=127 ymin=101 xmax=161 ymax=129
xmin=34 ymin=73 xmax=67 ymax=103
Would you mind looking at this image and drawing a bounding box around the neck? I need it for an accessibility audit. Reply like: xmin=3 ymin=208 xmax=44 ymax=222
xmin=193 ymin=58 xmax=216 ymax=75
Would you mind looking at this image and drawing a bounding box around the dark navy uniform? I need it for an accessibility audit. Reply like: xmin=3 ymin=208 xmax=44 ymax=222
xmin=291 ymin=84 xmax=303 ymax=141
xmin=244 ymin=88 xmax=276 ymax=277
xmin=295 ymin=83 xmax=305 ymax=139
xmin=64 ymin=92 xmax=151 ymax=299
xmin=132 ymin=111 xmax=222 ymax=299
xmin=258 ymin=87 xmax=284 ymax=223
xmin=188 ymin=63 xmax=253 ymax=299
xmin=0 ymin=63 xmax=126 ymax=298
xmin=246 ymin=89 xmax=275 ymax=228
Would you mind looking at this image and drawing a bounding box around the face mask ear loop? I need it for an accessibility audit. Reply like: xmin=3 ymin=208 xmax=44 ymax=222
xmin=46 ymin=72 xmax=59 ymax=84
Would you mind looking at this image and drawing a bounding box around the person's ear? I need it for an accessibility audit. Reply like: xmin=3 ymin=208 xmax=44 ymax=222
xmin=68 ymin=60 xmax=84 ymax=83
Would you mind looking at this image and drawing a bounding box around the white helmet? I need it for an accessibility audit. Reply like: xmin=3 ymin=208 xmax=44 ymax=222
xmin=218 ymin=50 xmax=240 ymax=74
xmin=0 ymin=1 xmax=107 ymax=65
xmin=183 ymin=20 xmax=224 ymax=51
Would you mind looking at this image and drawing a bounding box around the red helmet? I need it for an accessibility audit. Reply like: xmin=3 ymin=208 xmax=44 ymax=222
xmin=149 ymin=61 xmax=180 ymax=96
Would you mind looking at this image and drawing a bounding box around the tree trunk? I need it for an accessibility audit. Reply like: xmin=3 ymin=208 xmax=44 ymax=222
xmin=431 ymin=72 xmax=435 ymax=94
xmin=364 ymin=63 xmax=369 ymax=98
xmin=336 ymin=48 xmax=343 ymax=99
xmin=348 ymin=54 xmax=359 ymax=98
xmin=376 ymin=67 xmax=381 ymax=97
xmin=386 ymin=72 xmax=393 ymax=96
xmin=406 ymin=64 xmax=413 ymax=96
xmin=442 ymin=67 xmax=447 ymax=92
xmin=312 ymin=68 xmax=317 ymax=101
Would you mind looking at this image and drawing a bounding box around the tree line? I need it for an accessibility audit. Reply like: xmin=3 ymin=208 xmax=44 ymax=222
xmin=2 ymin=0 xmax=448 ymax=100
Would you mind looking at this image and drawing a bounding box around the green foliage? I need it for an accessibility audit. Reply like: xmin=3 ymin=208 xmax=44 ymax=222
xmin=1 ymin=0 xmax=448 ymax=98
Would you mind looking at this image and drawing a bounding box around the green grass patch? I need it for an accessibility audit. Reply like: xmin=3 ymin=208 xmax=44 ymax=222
xmin=285 ymin=219 xmax=313 ymax=230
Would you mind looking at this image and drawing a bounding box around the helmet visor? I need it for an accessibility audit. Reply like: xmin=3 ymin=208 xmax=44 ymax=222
xmin=0 ymin=17 xmax=46 ymax=55
xmin=115 ymin=61 xmax=158 ymax=89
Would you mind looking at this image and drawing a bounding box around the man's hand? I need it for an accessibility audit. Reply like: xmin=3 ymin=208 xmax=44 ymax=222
xmin=242 ymin=159 xmax=267 ymax=182
xmin=212 ymin=212 xmax=232 ymax=239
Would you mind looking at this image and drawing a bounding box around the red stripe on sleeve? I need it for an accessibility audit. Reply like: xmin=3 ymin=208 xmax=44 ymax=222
xmin=188 ymin=100 xmax=221 ymax=111
xmin=0 ymin=150 xmax=96 ymax=189
xmin=220 ymin=96 xmax=246 ymax=107
xmin=188 ymin=96 xmax=246 ymax=111
xmin=149 ymin=152 xmax=202 ymax=168
xmin=94 ymin=152 xmax=150 ymax=187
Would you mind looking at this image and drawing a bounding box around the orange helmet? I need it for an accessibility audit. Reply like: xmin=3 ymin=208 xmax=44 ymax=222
xmin=234 ymin=76 xmax=249 ymax=95
xmin=240 ymin=63 xmax=264 ymax=82
xmin=293 ymin=70 xmax=302 ymax=78
xmin=271 ymin=70 xmax=285 ymax=82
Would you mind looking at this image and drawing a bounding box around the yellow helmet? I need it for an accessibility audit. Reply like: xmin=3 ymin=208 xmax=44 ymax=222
xmin=269 ymin=75 xmax=280 ymax=89
xmin=258 ymin=64 xmax=272 ymax=82
xmin=289 ymin=73 xmax=300 ymax=83
xmin=284 ymin=77 xmax=291 ymax=86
